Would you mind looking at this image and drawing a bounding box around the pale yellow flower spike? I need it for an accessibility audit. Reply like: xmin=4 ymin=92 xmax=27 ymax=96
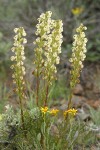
xmin=70 ymin=24 xmax=88 ymax=89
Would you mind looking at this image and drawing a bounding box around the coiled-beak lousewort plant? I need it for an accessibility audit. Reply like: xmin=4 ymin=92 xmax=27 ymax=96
xmin=11 ymin=27 xmax=27 ymax=136
xmin=68 ymin=24 xmax=88 ymax=109
xmin=33 ymin=11 xmax=63 ymax=106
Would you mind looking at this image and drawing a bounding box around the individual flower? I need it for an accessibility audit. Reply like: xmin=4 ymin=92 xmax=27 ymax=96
xmin=64 ymin=108 xmax=77 ymax=117
xmin=72 ymin=7 xmax=83 ymax=16
xmin=40 ymin=106 xmax=49 ymax=114
xmin=5 ymin=104 xmax=10 ymax=111
xmin=49 ymin=109 xmax=59 ymax=115
xmin=69 ymin=24 xmax=88 ymax=89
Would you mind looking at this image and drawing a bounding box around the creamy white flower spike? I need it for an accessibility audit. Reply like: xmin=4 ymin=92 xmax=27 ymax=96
xmin=33 ymin=11 xmax=63 ymax=85
xmin=43 ymin=20 xmax=63 ymax=84
xmin=11 ymin=27 xmax=27 ymax=98
xmin=70 ymin=24 xmax=88 ymax=88
xmin=33 ymin=11 xmax=53 ymax=76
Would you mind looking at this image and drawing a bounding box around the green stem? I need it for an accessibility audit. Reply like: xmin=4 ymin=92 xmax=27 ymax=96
xmin=44 ymin=84 xmax=49 ymax=106
xmin=43 ymin=114 xmax=46 ymax=150
xmin=17 ymin=58 xmax=26 ymax=138
xmin=19 ymin=98 xmax=25 ymax=131
xmin=18 ymin=86 xmax=26 ymax=138
xmin=67 ymin=89 xmax=73 ymax=110
xmin=36 ymin=70 xmax=39 ymax=106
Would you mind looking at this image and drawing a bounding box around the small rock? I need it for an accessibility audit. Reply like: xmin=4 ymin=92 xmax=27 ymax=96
xmin=87 ymin=100 xmax=100 ymax=109
xmin=85 ymin=82 xmax=93 ymax=90
xmin=72 ymin=95 xmax=87 ymax=107
xmin=50 ymin=125 xmax=59 ymax=137
xmin=77 ymin=108 xmax=90 ymax=121
xmin=60 ymin=101 xmax=68 ymax=110
xmin=73 ymin=84 xmax=84 ymax=95
xmin=93 ymin=85 xmax=100 ymax=94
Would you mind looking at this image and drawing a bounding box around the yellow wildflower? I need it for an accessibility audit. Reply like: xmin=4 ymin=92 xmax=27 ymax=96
xmin=72 ymin=7 xmax=83 ymax=15
xmin=64 ymin=108 xmax=77 ymax=117
xmin=49 ymin=109 xmax=59 ymax=115
xmin=40 ymin=107 xmax=48 ymax=114
xmin=0 ymin=114 xmax=2 ymax=121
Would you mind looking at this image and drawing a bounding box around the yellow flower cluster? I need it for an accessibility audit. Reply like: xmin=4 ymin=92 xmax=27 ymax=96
xmin=11 ymin=27 xmax=27 ymax=98
xmin=40 ymin=107 xmax=59 ymax=116
xmin=40 ymin=107 xmax=77 ymax=118
xmin=49 ymin=109 xmax=59 ymax=115
xmin=72 ymin=7 xmax=83 ymax=16
xmin=70 ymin=24 xmax=88 ymax=88
xmin=64 ymin=108 xmax=77 ymax=117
